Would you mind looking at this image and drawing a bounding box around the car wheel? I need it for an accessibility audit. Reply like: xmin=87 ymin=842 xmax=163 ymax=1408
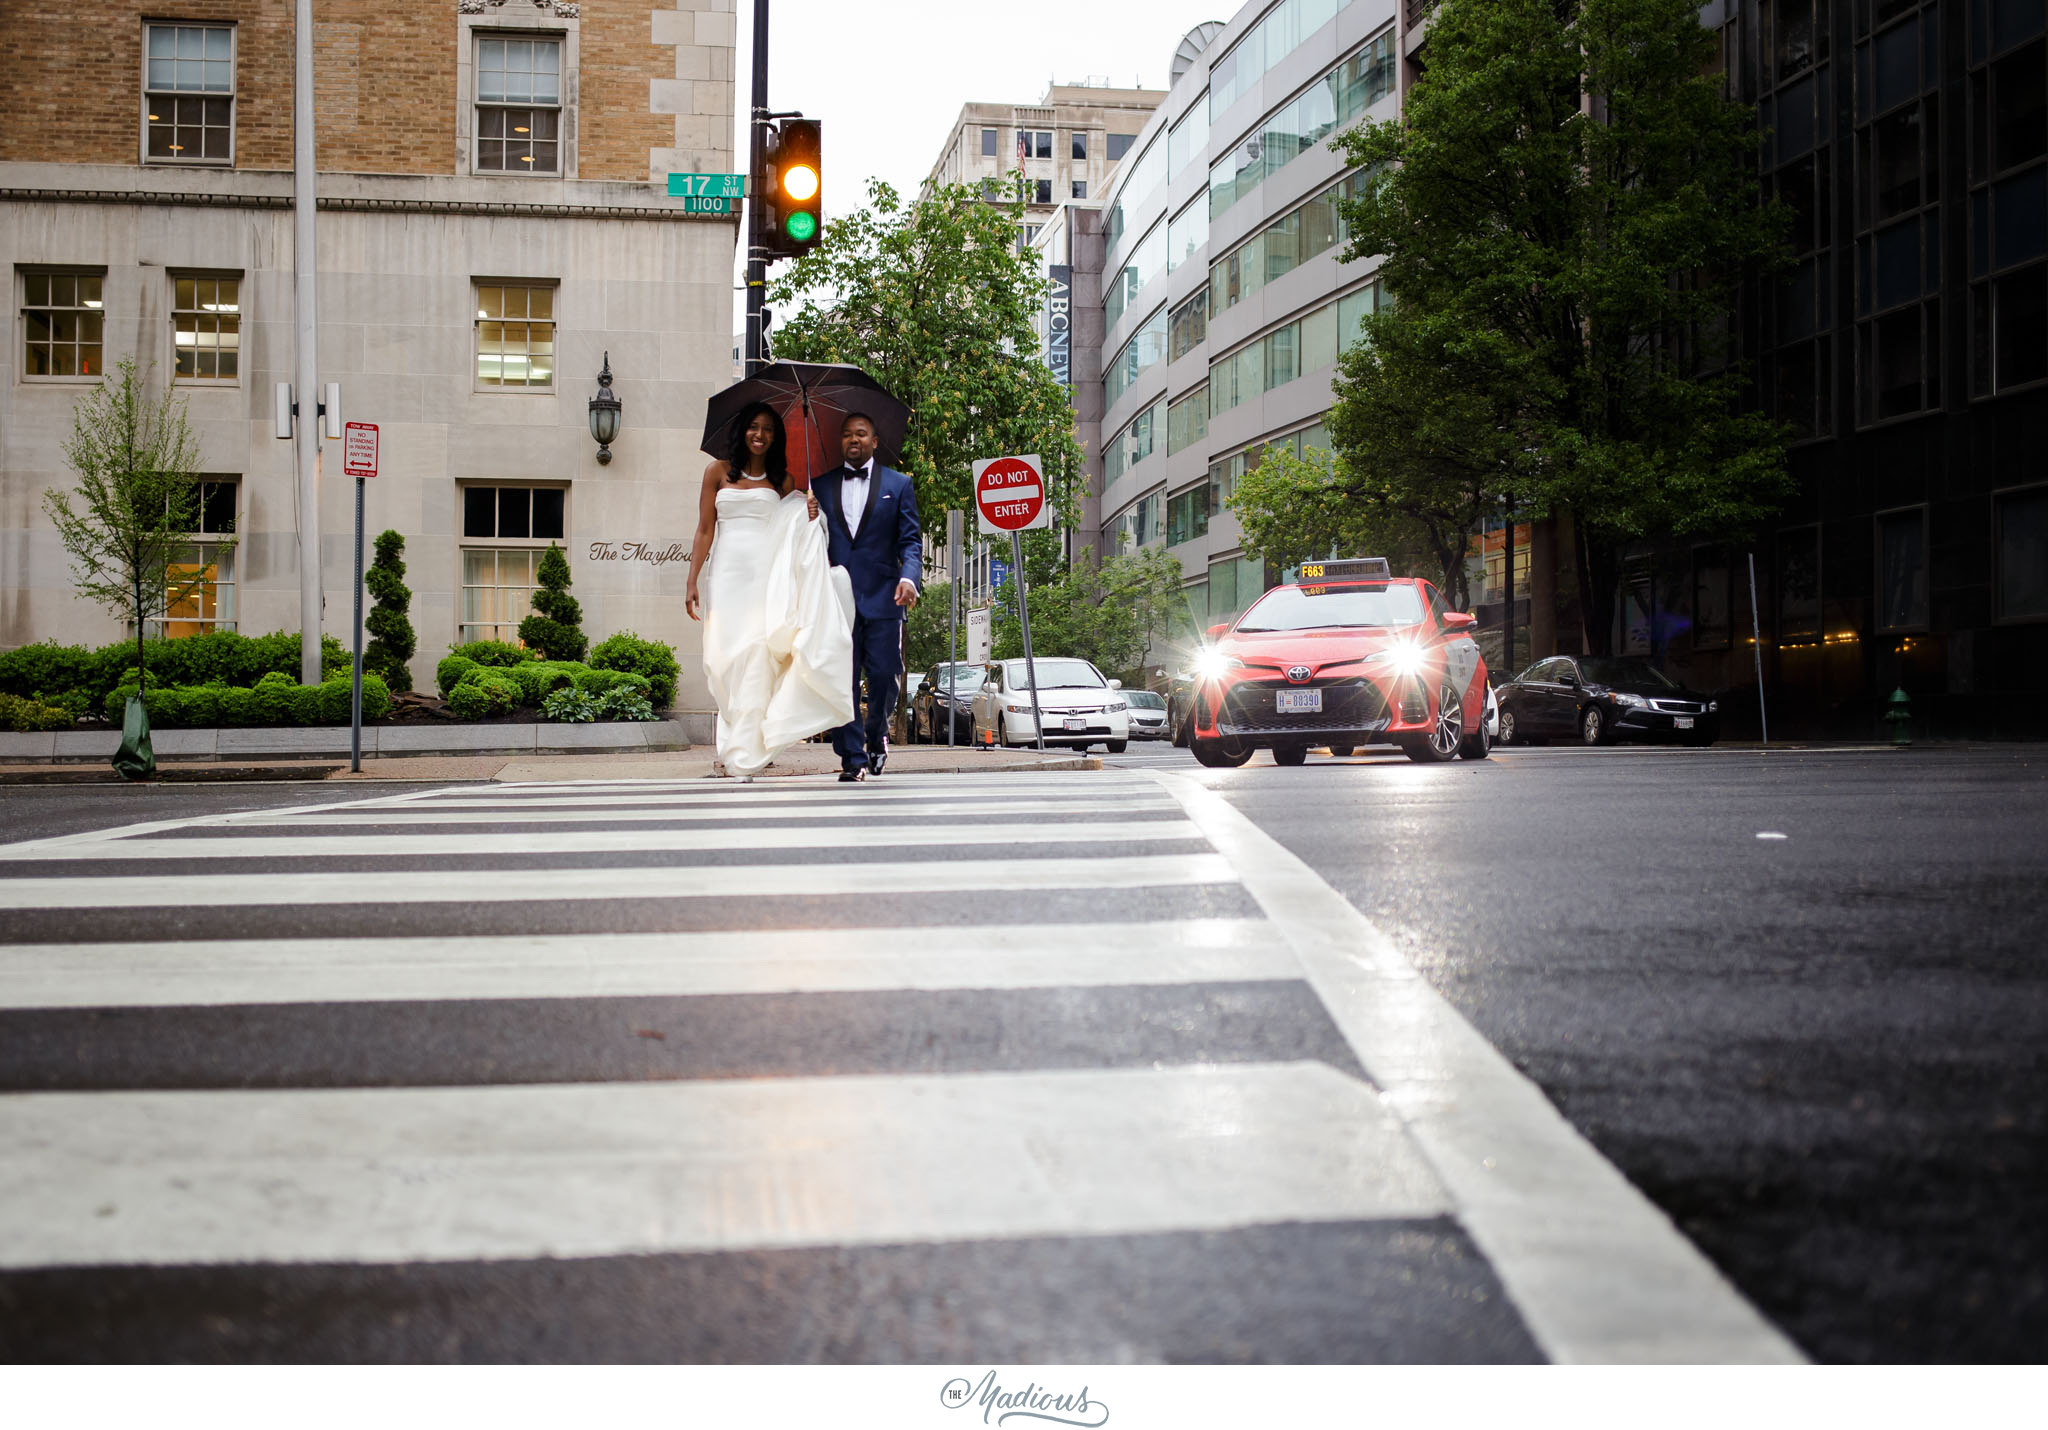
xmin=1580 ymin=704 xmax=1613 ymax=746
xmin=1272 ymin=743 xmax=1308 ymax=766
xmin=1402 ymin=682 xmax=1464 ymax=763
xmin=1497 ymin=707 xmax=1520 ymax=746
xmin=1191 ymin=733 xmax=1253 ymax=768
xmin=1460 ymin=712 xmax=1492 ymax=760
xmin=1105 ymin=740 xmax=1127 ymax=754
xmin=1327 ymin=745 xmax=1355 ymax=757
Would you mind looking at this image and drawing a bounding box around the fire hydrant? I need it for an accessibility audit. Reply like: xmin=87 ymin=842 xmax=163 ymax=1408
xmin=1883 ymin=687 xmax=1912 ymax=746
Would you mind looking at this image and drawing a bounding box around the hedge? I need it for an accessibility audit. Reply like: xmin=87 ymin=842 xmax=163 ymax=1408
xmin=0 ymin=692 xmax=73 ymax=733
xmin=100 ymin=674 xmax=390 ymax=728
xmin=0 ymin=631 xmax=349 ymax=711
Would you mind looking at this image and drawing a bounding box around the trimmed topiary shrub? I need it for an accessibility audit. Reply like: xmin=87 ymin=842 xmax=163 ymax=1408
xmin=572 ymin=668 xmax=651 ymax=699
xmin=0 ymin=691 xmax=74 ymax=732
xmin=250 ymin=671 xmax=297 ymax=725
xmin=364 ymin=530 xmax=417 ymax=692
xmin=448 ymin=639 xmax=535 ymax=668
xmin=436 ymin=655 xmax=481 ymax=698
xmin=588 ymin=631 xmax=678 ymax=710
xmin=96 ymin=672 xmax=389 ymax=727
xmin=0 ymin=642 xmax=95 ymax=702
xmin=507 ymin=660 xmax=582 ymax=706
xmin=518 ymin=544 xmax=587 ymax=662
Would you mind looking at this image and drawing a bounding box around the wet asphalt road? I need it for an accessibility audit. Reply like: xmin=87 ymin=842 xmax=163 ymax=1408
xmin=1108 ymin=740 xmax=2048 ymax=1363
xmin=4 ymin=745 xmax=2043 ymax=1363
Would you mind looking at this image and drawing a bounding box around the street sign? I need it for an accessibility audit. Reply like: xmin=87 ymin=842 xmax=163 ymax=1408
xmin=965 ymin=607 xmax=992 ymax=664
xmin=990 ymin=558 xmax=1011 ymax=588
xmin=974 ymin=453 xmax=1049 ymax=535
xmin=668 ymin=172 xmax=746 ymax=198
xmin=342 ymin=422 xmax=378 ymax=479
xmin=679 ymin=197 xmax=736 ymax=215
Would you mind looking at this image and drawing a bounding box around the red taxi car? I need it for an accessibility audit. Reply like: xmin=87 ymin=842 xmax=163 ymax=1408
xmin=1184 ymin=557 xmax=1492 ymax=767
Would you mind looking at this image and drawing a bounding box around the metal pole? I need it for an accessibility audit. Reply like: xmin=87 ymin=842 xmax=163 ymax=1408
xmin=350 ymin=476 xmax=364 ymax=773
xmin=947 ymin=508 xmax=962 ymax=746
xmin=1502 ymin=495 xmax=1515 ymax=676
xmin=1011 ymin=530 xmax=1045 ymax=751
xmin=292 ymin=0 xmax=322 ymax=685
xmin=1748 ymin=552 xmax=1768 ymax=748
xmin=743 ymin=0 xmax=769 ymax=376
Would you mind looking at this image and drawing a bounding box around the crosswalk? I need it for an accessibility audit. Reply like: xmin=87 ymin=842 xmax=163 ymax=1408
xmin=0 ymin=772 xmax=1800 ymax=1362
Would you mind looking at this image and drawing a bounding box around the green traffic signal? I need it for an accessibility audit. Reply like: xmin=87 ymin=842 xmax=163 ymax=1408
xmin=786 ymin=211 xmax=818 ymax=242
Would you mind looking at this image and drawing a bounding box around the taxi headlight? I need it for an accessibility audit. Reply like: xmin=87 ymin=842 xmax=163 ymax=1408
xmin=1368 ymin=644 xmax=1428 ymax=678
xmin=1194 ymin=648 xmax=1240 ymax=681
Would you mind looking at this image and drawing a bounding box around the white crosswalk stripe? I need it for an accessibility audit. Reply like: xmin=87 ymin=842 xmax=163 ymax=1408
xmin=0 ymin=770 xmax=1800 ymax=1363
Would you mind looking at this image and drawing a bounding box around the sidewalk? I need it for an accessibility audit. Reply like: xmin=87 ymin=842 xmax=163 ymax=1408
xmin=0 ymin=744 xmax=1099 ymax=785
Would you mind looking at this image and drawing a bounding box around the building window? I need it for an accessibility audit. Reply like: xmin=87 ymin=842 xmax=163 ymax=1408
xmin=1167 ymin=482 xmax=1212 ymax=546
xmin=1071 ymin=131 xmax=1088 ymax=160
xmin=1072 ymin=180 xmax=1088 ymax=199
xmin=144 ymin=23 xmax=234 ymax=164
xmin=1876 ymin=506 xmax=1929 ymax=628
xmin=462 ymin=485 xmax=566 ymax=541
xmin=1169 ymin=288 xmax=1208 ymax=363
xmin=475 ymin=283 xmax=556 ymax=389
xmin=1032 ymin=178 xmax=1053 ymax=204
xmin=172 ymin=274 xmax=239 ymax=381
xmin=151 ymin=480 xmax=238 ymax=639
xmin=1994 ymin=485 xmax=2048 ymax=620
xmin=1207 ymin=553 xmax=1269 ymax=621
xmin=1106 ymin=133 xmax=1135 ymax=161
xmin=1105 ymin=306 xmax=1168 ymax=409
xmin=21 ymin=270 xmax=104 ymax=378
xmin=1168 ymin=198 xmax=1209 ymax=274
xmin=1112 ymin=489 xmax=1165 ymax=553
xmin=1018 ymin=130 xmax=1052 ymax=161
xmin=1210 ymin=283 xmax=1380 ymax=415
xmin=1104 ymin=403 xmax=1160 ymax=485
xmin=1209 ymin=31 xmax=1396 ymax=222
xmin=1167 ymin=385 xmax=1209 ymax=455
xmin=1692 ymin=547 xmax=1732 ymax=650
xmin=476 ymin=35 xmax=561 ymax=173
xmin=981 ymin=127 xmax=998 ymax=157
xmin=1778 ymin=525 xmax=1823 ymax=643
xmin=1107 ymin=220 xmax=1166 ymax=329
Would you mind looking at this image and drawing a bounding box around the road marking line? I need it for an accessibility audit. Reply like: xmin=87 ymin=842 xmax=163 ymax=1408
xmin=0 ymin=853 xmax=1240 ymax=911
xmin=0 ymin=919 xmax=1287 ymax=1009
xmin=0 ymin=1063 xmax=1447 ymax=1268
xmin=199 ymin=798 xmax=1177 ymax=828
xmin=0 ymin=820 xmax=1204 ymax=863
xmin=1152 ymin=771 xmax=1804 ymax=1365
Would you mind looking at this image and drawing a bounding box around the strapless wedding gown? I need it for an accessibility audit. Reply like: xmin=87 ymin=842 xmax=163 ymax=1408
xmin=701 ymin=487 xmax=855 ymax=776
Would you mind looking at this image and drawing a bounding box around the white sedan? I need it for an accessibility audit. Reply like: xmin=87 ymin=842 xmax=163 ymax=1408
xmin=971 ymin=657 xmax=1131 ymax=753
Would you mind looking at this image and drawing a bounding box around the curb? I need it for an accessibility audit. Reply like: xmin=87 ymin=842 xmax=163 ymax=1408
xmin=0 ymin=718 xmax=696 ymax=766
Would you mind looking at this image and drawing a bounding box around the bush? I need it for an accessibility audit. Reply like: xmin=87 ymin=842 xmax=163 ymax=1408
xmin=588 ymin=631 xmax=678 ymax=710
xmin=250 ymin=671 xmax=298 ymax=725
xmin=541 ymin=687 xmax=598 ymax=723
xmin=448 ymin=669 xmax=520 ymax=720
xmin=0 ymin=642 xmax=95 ymax=702
xmin=448 ymin=640 xmax=535 ymax=668
xmin=572 ymin=668 xmax=652 ymax=699
xmin=98 ymin=672 xmax=387 ymax=727
xmin=594 ymin=686 xmax=658 ymax=722
xmin=436 ymin=655 xmax=481 ymax=698
xmin=0 ymin=691 xmax=73 ymax=732
xmin=518 ymin=544 xmax=587 ymax=662
xmin=363 ymin=530 xmax=416 ymax=692
xmin=507 ymin=660 xmax=582 ymax=706
xmin=6 ymin=630 xmax=349 ymax=713
xmin=33 ymin=688 xmax=95 ymax=723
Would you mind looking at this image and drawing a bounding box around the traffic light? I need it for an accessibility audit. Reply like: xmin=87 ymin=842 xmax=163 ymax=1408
xmin=763 ymin=118 xmax=823 ymax=259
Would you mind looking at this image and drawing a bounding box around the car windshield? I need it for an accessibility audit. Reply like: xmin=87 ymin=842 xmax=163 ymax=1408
xmin=1004 ymin=659 xmax=1103 ymax=689
xmin=939 ymin=666 xmax=986 ymax=689
xmin=1235 ymin=583 xmax=1425 ymax=632
xmin=1125 ymin=691 xmax=1166 ymax=710
xmin=1578 ymin=658 xmax=1677 ymax=689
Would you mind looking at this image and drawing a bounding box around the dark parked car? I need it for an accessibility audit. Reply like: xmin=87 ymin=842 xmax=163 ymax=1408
xmin=908 ymin=662 xmax=986 ymax=743
xmin=1496 ymin=656 xmax=1719 ymax=747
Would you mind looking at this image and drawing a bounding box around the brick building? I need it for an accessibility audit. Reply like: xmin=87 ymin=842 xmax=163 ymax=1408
xmin=0 ymin=0 xmax=739 ymax=733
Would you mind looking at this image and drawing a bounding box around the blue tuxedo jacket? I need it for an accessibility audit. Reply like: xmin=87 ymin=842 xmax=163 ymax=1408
xmin=813 ymin=462 xmax=923 ymax=622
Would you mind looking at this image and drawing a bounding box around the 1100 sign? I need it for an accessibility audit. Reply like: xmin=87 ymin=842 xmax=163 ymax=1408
xmin=680 ymin=197 xmax=734 ymax=215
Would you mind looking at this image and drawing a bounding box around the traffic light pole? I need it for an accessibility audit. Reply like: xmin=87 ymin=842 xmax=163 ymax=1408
xmin=743 ymin=0 xmax=769 ymax=376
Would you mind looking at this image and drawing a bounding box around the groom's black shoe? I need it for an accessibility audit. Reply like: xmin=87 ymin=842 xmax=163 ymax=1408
xmin=869 ymin=750 xmax=887 ymax=776
xmin=838 ymin=768 xmax=865 ymax=782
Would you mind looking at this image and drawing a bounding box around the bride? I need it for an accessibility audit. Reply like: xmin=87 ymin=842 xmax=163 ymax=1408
xmin=686 ymin=402 xmax=854 ymax=778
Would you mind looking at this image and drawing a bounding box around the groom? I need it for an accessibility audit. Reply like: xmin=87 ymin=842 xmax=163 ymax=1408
xmin=813 ymin=412 xmax=922 ymax=782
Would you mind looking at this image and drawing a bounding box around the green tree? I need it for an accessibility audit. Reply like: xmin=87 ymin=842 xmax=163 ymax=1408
xmin=992 ymin=545 xmax=1193 ymax=682
xmin=517 ymin=544 xmax=586 ymax=661
xmin=42 ymin=358 xmax=228 ymax=696
xmin=1311 ymin=0 xmax=1791 ymax=649
xmin=767 ymin=179 xmax=1085 ymax=525
xmin=363 ymin=529 xmax=416 ymax=692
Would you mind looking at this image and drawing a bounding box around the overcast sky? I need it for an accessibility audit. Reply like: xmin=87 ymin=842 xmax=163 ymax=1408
xmin=727 ymin=0 xmax=1237 ymax=335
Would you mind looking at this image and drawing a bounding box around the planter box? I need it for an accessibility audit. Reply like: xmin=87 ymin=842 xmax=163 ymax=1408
xmin=0 ymin=720 xmax=692 ymax=764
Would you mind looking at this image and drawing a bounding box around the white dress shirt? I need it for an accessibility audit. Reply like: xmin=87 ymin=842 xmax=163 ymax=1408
xmin=840 ymin=457 xmax=874 ymax=538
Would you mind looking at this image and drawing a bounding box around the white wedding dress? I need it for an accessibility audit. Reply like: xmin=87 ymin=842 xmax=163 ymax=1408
xmin=701 ymin=486 xmax=855 ymax=776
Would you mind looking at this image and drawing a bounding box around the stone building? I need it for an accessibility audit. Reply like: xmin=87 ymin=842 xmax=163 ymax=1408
xmin=0 ymin=0 xmax=738 ymax=735
xmin=922 ymin=82 xmax=1164 ymax=249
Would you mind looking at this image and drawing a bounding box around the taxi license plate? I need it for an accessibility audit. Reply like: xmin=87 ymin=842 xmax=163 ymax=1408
xmin=1275 ymin=690 xmax=1322 ymax=714
xmin=1064 ymin=717 xmax=1087 ymax=731
xmin=1674 ymin=716 xmax=1694 ymax=729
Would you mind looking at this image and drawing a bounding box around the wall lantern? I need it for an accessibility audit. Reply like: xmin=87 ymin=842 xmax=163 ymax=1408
xmin=588 ymin=352 xmax=622 ymax=465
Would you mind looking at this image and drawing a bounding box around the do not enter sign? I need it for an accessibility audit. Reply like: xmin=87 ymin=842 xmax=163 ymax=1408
xmin=974 ymin=453 xmax=1048 ymax=535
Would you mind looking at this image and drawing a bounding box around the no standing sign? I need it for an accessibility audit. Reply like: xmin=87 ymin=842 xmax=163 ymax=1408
xmin=973 ymin=454 xmax=1048 ymax=535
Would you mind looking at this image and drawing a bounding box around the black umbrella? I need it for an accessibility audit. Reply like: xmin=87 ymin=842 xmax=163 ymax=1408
xmin=701 ymin=362 xmax=910 ymax=488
